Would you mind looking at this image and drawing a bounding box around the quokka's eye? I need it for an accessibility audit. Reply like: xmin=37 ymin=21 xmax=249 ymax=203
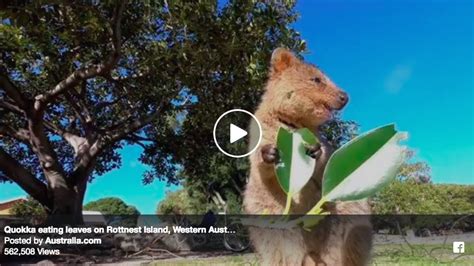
xmin=311 ymin=77 xmax=322 ymax=83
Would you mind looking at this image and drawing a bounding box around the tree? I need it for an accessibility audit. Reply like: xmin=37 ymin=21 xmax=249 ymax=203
xmin=84 ymin=197 xmax=139 ymax=226
xmin=397 ymin=149 xmax=431 ymax=183
xmin=139 ymin=1 xmax=309 ymax=210
xmin=11 ymin=196 xmax=47 ymax=224
xmin=157 ymin=185 xmax=244 ymax=215
xmin=84 ymin=197 xmax=139 ymax=215
xmin=371 ymin=148 xmax=434 ymax=213
xmin=156 ymin=189 xmax=207 ymax=215
xmin=371 ymin=180 xmax=474 ymax=233
xmin=372 ymin=179 xmax=474 ymax=214
xmin=0 ymin=1 xmax=307 ymax=223
xmin=319 ymin=113 xmax=359 ymax=148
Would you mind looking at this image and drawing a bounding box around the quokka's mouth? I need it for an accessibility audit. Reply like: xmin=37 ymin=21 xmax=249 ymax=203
xmin=323 ymin=100 xmax=345 ymax=112
xmin=322 ymin=102 xmax=332 ymax=111
xmin=321 ymin=102 xmax=338 ymax=114
xmin=318 ymin=104 xmax=333 ymax=120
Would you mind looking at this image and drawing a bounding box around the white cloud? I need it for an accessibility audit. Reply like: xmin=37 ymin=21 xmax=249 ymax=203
xmin=384 ymin=64 xmax=413 ymax=94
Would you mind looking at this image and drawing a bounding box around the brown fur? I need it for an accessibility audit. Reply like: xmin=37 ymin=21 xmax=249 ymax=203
xmin=243 ymin=48 xmax=372 ymax=266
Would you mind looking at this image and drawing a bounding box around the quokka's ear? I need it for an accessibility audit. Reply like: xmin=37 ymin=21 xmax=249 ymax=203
xmin=271 ymin=48 xmax=298 ymax=74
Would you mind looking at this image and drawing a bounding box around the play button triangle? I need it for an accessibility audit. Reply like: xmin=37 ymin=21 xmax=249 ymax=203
xmin=230 ymin=124 xmax=248 ymax=144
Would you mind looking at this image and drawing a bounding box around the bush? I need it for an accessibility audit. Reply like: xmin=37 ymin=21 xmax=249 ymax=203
xmin=156 ymin=189 xmax=208 ymax=215
xmin=372 ymin=180 xmax=474 ymax=232
xmin=84 ymin=197 xmax=140 ymax=226
xmin=372 ymin=180 xmax=474 ymax=215
xmin=11 ymin=196 xmax=47 ymax=224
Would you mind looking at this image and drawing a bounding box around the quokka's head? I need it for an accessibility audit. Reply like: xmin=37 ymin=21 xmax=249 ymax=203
xmin=265 ymin=48 xmax=349 ymax=129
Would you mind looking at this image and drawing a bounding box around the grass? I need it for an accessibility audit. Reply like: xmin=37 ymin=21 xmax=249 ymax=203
xmin=147 ymin=253 xmax=259 ymax=266
xmin=147 ymin=242 xmax=474 ymax=265
xmin=371 ymin=242 xmax=474 ymax=266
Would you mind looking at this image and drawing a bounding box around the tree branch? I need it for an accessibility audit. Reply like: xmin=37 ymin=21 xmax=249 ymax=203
xmin=94 ymin=93 xmax=128 ymax=110
xmin=64 ymin=92 xmax=88 ymax=126
xmin=130 ymin=133 xmax=156 ymax=142
xmin=110 ymin=0 xmax=126 ymax=58
xmin=63 ymin=91 xmax=96 ymax=138
xmin=69 ymin=106 xmax=161 ymax=186
xmin=0 ymin=73 xmax=29 ymax=110
xmin=0 ymin=148 xmax=51 ymax=208
xmin=42 ymin=120 xmax=67 ymax=136
xmin=43 ymin=120 xmax=90 ymax=157
xmin=103 ymin=101 xmax=164 ymax=146
xmin=34 ymin=0 xmax=127 ymax=109
xmin=105 ymin=114 xmax=156 ymax=143
xmin=100 ymin=114 xmax=134 ymax=133
xmin=0 ymin=98 xmax=24 ymax=114
xmin=68 ymin=139 xmax=100 ymax=187
xmin=125 ymin=135 xmax=148 ymax=149
xmin=36 ymin=64 xmax=115 ymax=109
xmin=105 ymin=75 xmax=138 ymax=112
xmin=27 ymin=117 xmax=67 ymax=180
xmin=131 ymin=140 xmax=147 ymax=149
xmin=0 ymin=124 xmax=30 ymax=142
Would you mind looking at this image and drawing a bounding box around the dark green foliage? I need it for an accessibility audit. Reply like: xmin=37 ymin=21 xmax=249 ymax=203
xmin=320 ymin=114 xmax=359 ymax=148
xmin=156 ymin=186 xmax=243 ymax=215
xmin=372 ymin=180 xmax=474 ymax=232
xmin=84 ymin=197 xmax=139 ymax=226
xmin=0 ymin=1 xmax=307 ymax=219
xmin=372 ymin=180 xmax=474 ymax=214
xmin=156 ymin=189 xmax=207 ymax=215
xmin=11 ymin=196 xmax=47 ymax=222
xmin=83 ymin=197 xmax=140 ymax=215
xmin=139 ymin=0 xmax=308 ymax=189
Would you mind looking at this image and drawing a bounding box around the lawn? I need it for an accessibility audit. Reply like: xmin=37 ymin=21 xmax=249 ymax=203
xmin=149 ymin=242 xmax=474 ymax=266
xmin=372 ymin=242 xmax=473 ymax=265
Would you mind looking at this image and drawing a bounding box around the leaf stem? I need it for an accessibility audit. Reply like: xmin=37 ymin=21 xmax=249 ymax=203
xmin=283 ymin=192 xmax=292 ymax=215
xmin=307 ymin=196 xmax=327 ymax=215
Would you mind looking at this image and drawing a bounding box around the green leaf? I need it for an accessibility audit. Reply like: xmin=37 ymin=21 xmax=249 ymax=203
xmin=322 ymin=124 xmax=407 ymax=201
xmin=275 ymin=127 xmax=292 ymax=193
xmin=275 ymin=127 xmax=319 ymax=195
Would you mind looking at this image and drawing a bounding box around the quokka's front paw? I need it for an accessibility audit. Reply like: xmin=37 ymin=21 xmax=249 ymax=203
xmin=306 ymin=143 xmax=322 ymax=160
xmin=261 ymin=144 xmax=279 ymax=164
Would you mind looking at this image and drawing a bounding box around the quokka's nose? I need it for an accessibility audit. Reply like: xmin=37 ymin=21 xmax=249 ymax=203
xmin=336 ymin=91 xmax=349 ymax=109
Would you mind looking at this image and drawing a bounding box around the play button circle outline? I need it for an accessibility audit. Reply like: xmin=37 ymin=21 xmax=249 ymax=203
xmin=213 ymin=109 xmax=262 ymax=158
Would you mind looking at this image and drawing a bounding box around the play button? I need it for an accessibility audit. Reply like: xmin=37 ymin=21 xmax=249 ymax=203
xmin=213 ymin=109 xmax=262 ymax=158
xmin=230 ymin=124 xmax=247 ymax=143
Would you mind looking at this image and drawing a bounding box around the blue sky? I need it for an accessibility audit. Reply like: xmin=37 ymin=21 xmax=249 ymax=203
xmin=1 ymin=0 xmax=472 ymax=213
xmin=293 ymin=0 xmax=473 ymax=187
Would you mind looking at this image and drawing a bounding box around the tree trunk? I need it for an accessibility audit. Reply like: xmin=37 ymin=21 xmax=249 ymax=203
xmin=46 ymin=172 xmax=86 ymax=225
